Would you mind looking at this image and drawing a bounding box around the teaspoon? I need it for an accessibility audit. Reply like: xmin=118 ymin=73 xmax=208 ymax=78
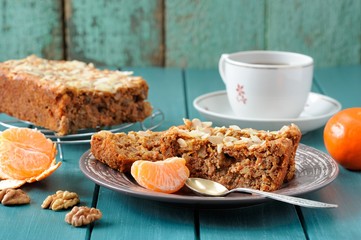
xmin=185 ymin=178 xmax=338 ymax=208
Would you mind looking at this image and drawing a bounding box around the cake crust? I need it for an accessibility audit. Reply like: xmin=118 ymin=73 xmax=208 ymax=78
xmin=0 ymin=55 xmax=152 ymax=135
xmin=91 ymin=119 xmax=302 ymax=191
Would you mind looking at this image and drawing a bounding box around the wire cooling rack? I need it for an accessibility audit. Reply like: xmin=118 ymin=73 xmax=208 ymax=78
xmin=0 ymin=109 xmax=164 ymax=160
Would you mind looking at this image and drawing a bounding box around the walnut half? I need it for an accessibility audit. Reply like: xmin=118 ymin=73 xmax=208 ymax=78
xmin=41 ymin=190 xmax=80 ymax=211
xmin=65 ymin=206 xmax=102 ymax=227
xmin=0 ymin=189 xmax=30 ymax=206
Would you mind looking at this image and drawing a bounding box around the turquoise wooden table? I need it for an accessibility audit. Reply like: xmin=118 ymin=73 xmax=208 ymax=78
xmin=0 ymin=65 xmax=360 ymax=240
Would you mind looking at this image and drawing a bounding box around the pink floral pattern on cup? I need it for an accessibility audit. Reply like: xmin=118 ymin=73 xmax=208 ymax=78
xmin=236 ymin=84 xmax=247 ymax=104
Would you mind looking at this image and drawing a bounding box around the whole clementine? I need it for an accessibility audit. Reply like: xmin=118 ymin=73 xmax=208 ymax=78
xmin=324 ymin=108 xmax=361 ymax=170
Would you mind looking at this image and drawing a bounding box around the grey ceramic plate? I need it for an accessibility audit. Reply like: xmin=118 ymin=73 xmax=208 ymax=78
xmin=79 ymin=144 xmax=339 ymax=207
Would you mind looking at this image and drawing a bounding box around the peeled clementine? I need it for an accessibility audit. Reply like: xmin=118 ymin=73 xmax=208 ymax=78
xmin=131 ymin=157 xmax=190 ymax=194
xmin=324 ymin=108 xmax=361 ymax=170
xmin=0 ymin=128 xmax=61 ymax=189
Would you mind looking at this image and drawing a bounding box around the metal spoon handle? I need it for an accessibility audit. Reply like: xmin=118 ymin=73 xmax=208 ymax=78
xmin=230 ymin=188 xmax=338 ymax=208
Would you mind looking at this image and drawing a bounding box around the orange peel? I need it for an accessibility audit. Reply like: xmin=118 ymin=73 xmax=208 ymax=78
xmin=0 ymin=128 xmax=61 ymax=189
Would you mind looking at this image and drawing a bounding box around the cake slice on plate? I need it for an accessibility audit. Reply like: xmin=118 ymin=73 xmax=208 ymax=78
xmin=91 ymin=119 xmax=301 ymax=191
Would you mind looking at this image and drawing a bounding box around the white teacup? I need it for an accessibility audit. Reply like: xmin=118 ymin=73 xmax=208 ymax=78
xmin=219 ymin=51 xmax=313 ymax=119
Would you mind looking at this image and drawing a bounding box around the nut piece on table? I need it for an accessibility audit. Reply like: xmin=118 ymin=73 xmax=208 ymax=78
xmin=65 ymin=206 xmax=102 ymax=227
xmin=0 ymin=188 xmax=30 ymax=206
xmin=41 ymin=190 xmax=80 ymax=211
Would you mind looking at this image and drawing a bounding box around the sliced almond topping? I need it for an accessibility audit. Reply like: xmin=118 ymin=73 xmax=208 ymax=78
xmin=177 ymin=138 xmax=188 ymax=148
xmin=137 ymin=131 xmax=150 ymax=137
xmin=128 ymin=133 xmax=136 ymax=141
xmin=208 ymin=136 xmax=223 ymax=145
xmin=280 ymin=125 xmax=290 ymax=132
xmin=201 ymin=121 xmax=213 ymax=128
xmin=229 ymin=125 xmax=241 ymax=130
xmin=250 ymin=135 xmax=261 ymax=143
xmin=223 ymin=136 xmax=238 ymax=143
xmin=224 ymin=141 xmax=234 ymax=147
xmin=217 ymin=144 xmax=223 ymax=154
xmin=191 ymin=118 xmax=202 ymax=129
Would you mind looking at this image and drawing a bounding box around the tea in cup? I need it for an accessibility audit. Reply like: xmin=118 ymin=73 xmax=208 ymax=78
xmin=219 ymin=51 xmax=313 ymax=119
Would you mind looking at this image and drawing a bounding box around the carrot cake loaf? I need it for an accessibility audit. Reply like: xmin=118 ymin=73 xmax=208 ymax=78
xmin=0 ymin=55 xmax=152 ymax=135
xmin=91 ymin=119 xmax=301 ymax=191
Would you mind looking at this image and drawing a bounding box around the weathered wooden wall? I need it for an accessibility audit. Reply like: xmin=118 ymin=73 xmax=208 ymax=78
xmin=0 ymin=0 xmax=63 ymax=60
xmin=0 ymin=0 xmax=360 ymax=68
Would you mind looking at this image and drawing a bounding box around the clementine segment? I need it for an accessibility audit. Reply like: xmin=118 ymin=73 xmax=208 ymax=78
xmin=324 ymin=108 xmax=361 ymax=170
xmin=0 ymin=142 xmax=52 ymax=179
xmin=1 ymin=127 xmax=55 ymax=158
xmin=0 ymin=128 xmax=61 ymax=189
xmin=131 ymin=157 xmax=190 ymax=194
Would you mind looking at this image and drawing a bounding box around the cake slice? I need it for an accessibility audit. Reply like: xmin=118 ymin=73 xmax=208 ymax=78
xmin=0 ymin=55 xmax=152 ymax=135
xmin=91 ymin=119 xmax=301 ymax=191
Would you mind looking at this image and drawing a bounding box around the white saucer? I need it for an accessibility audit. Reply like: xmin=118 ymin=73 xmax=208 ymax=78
xmin=193 ymin=90 xmax=342 ymax=133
